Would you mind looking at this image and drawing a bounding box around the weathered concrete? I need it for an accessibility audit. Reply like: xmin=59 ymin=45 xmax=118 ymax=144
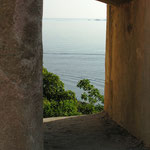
xmin=44 ymin=113 xmax=149 ymax=150
xmin=104 ymin=0 xmax=150 ymax=147
xmin=0 ymin=0 xmax=43 ymax=149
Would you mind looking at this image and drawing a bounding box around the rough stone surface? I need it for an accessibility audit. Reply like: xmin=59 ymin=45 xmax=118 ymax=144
xmin=44 ymin=113 xmax=149 ymax=150
xmin=0 ymin=0 xmax=43 ymax=149
xmin=104 ymin=0 xmax=150 ymax=147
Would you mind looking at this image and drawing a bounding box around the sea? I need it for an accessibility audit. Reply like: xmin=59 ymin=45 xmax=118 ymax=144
xmin=42 ymin=18 xmax=106 ymax=100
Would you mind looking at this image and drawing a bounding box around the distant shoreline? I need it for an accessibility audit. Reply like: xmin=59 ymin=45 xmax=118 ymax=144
xmin=43 ymin=18 xmax=106 ymax=21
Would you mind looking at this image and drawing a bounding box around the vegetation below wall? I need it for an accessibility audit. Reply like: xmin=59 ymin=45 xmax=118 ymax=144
xmin=43 ymin=67 xmax=104 ymax=118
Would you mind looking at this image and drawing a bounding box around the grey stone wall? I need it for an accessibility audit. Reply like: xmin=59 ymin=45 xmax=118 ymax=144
xmin=0 ymin=0 xmax=43 ymax=149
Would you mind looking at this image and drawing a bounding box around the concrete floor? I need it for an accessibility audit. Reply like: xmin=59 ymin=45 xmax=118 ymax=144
xmin=44 ymin=112 xmax=149 ymax=150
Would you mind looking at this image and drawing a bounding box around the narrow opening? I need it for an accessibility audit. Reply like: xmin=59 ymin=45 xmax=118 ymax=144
xmin=42 ymin=0 xmax=106 ymax=117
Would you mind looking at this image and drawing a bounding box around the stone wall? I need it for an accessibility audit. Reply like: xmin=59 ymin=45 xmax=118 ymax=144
xmin=104 ymin=0 xmax=150 ymax=146
xmin=0 ymin=0 xmax=43 ymax=149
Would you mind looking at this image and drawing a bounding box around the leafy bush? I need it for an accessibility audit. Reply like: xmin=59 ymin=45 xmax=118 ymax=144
xmin=77 ymin=79 xmax=104 ymax=104
xmin=95 ymin=104 xmax=104 ymax=112
xmin=77 ymin=102 xmax=95 ymax=114
xmin=43 ymin=98 xmax=80 ymax=118
xmin=77 ymin=102 xmax=104 ymax=114
xmin=77 ymin=79 xmax=104 ymax=114
xmin=43 ymin=67 xmax=104 ymax=118
xmin=43 ymin=67 xmax=77 ymax=102
xmin=43 ymin=67 xmax=65 ymax=101
xmin=43 ymin=98 xmax=52 ymax=118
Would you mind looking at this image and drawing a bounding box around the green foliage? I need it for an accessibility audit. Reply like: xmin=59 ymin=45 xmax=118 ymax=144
xmin=77 ymin=102 xmax=104 ymax=114
xmin=76 ymin=79 xmax=104 ymax=114
xmin=43 ymin=67 xmax=76 ymax=102
xmin=95 ymin=104 xmax=104 ymax=112
xmin=43 ymin=67 xmax=104 ymax=118
xmin=77 ymin=102 xmax=95 ymax=114
xmin=43 ymin=98 xmax=80 ymax=118
xmin=43 ymin=67 xmax=65 ymax=101
xmin=43 ymin=67 xmax=80 ymax=117
xmin=58 ymin=90 xmax=77 ymax=102
xmin=77 ymin=79 xmax=104 ymax=104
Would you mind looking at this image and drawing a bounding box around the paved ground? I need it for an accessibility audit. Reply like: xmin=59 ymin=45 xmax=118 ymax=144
xmin=44 ymin=112 xmax=149 ymax=150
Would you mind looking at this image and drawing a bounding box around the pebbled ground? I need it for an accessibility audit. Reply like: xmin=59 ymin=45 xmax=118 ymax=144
xmin=44 ymin=112 xmax=150 ymax=150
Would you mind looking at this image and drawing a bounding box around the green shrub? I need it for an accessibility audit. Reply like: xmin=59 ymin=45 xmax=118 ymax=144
xmin=77 ymin=102 xmax=104 ymax=115
xmin=43 ymin=98 xmax=81 ymax=118
xmin=76 ymin=79 xmax=104 ymax=114
xmin=58 ymin=99 xmax=81 ymax=116
xmin=43 ymin=67 xmax=104 ymax=118
xmin=43 ymin=67 xmax=77 ymax=102
xmin=95 ymin=104 xmax=104 ymax=112
xmin=77 ymin=79 xmax=104 ymax=104
xmin=43 ymin=67 xmax=65 ymax=101
xmin=43 ymin=98 xmax=52 ymax=118
xmin=77 ymin=102 xmax=95 ymax=114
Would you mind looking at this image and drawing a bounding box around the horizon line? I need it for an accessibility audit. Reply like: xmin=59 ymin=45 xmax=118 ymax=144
xmin=43 ymin=17 xmax=106 ymax=20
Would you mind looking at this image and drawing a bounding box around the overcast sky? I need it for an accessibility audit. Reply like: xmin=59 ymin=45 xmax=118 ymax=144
xmin=43 ymin=0 xmax=106 ymax=19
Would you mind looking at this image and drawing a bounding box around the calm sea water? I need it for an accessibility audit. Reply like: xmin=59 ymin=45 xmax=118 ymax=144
xmin=43 ymin=18 xmax=106 ymax=99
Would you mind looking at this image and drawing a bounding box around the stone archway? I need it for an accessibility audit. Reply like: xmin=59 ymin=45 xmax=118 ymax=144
xmin=0 ymin=0 xmax=150 ymax=149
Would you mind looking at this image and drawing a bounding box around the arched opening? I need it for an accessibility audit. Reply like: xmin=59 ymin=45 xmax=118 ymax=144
xmin=42 ymin=0 xmax=106 ymax=114
xmin=42 ymin=0 xmax=108 ymax=149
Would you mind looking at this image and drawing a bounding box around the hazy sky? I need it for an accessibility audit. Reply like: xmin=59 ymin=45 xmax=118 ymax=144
xmin=43 ymin=0 xmax=106 ymax=19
